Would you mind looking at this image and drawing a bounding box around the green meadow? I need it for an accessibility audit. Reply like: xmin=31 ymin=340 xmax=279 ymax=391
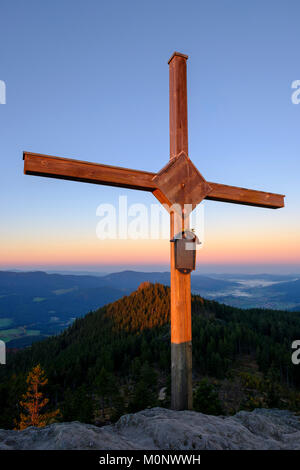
xmin=0 ymin=325 xmax=40 ymax=343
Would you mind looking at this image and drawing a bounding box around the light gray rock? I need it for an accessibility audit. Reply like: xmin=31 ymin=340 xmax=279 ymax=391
xmin=1 ymin=408 xmax=300 ymax=450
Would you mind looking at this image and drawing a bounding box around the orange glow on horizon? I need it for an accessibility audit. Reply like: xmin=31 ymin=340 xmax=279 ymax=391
xmin=1 ymin=227 xmax=300 ymax=267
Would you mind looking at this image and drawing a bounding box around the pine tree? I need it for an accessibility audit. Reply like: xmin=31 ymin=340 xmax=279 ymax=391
xmin=95 ymin=367 xmax=116 ymax=417
xmin=193 ymin=379 xmax=223 ymax=415
xmin=61 ymin=386 xmax=94 ymax=423
xmin=15 ymin=364 xmax=60 ymax=430
xmin=128 ymin=362 xmax=158 ymax=413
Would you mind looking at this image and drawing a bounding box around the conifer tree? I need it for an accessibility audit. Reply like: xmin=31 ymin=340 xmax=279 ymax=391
xmin=15 ymin=364 xmax=60 ymax=430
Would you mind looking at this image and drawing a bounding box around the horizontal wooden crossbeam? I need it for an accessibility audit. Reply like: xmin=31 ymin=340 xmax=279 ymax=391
xmin=206 ymin=182 xmax=284 ymax=209
xmin=23 ymin=152 xmax=285 ymax=209
xmin=23 ymin=152 xmax=155 ymax=192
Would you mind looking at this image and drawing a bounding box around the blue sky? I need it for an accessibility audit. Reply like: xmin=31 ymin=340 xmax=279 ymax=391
xmin=0 ymin=0 xmax=299 ymax=273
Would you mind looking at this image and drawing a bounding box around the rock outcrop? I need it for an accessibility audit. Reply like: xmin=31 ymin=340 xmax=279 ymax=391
xmin=1 ymin=407 xmax=300 ymax=450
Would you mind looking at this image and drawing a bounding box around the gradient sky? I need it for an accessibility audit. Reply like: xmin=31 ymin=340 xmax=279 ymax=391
xmin=0 ymin=0 xmax=299 ymax=273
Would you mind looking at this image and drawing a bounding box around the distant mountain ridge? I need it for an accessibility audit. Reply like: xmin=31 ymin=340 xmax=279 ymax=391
xmin=0 ymin=270 xmax=239 ymax=347
xmin=0 ymin=270 xmax=299 ymax=348
xmin=101 ymin=270 xmax=239 ymax=291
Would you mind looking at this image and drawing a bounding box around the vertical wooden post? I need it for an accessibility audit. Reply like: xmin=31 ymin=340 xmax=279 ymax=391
xmin=168 ymin=52 xmax=193 ymax=410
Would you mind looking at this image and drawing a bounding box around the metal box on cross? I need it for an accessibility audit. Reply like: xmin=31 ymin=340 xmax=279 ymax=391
xmin=171 ymin=230 xmax=199 ymax=274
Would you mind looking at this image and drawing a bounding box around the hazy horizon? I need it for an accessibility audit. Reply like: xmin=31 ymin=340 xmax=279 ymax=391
xmin=1 ymin=263 xmax=300 ymax=276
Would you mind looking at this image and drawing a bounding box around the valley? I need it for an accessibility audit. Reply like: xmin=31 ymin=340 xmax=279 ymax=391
xmin=0 ymin=270 xmax=299 ymax=348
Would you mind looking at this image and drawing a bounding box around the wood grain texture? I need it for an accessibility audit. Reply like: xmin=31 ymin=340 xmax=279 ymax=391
xmin=207 ymin=182 xmax=285 ymax=209
xmin=169 ymin=52 xmax=193 ymax=411
xmin=170 ymin=211 xmax=192 ymax=345
xmin=170 ymin=210 xmax=193 ymax=410
xmin=169 ymin=53 xmax=189 ymax=159
xmin=23 ymin=152 xmax=284 ymax=209
xmin=23 ymin=152 xmax=156 ymax=192
xmin=153 ymin=151 xmax=212 ymax=213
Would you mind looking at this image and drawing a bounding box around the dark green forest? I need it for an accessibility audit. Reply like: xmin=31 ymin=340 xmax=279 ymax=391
xmin=1 ymin=282 xmax=300 ymax=429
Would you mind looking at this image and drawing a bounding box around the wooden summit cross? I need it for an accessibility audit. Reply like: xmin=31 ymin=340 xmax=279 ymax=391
xmin=23 ymin=52 xmax=285 ymax=410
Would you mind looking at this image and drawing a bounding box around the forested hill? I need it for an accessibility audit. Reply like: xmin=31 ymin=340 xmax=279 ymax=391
xmin=1 ymin=282 xmax=300 ymax=429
